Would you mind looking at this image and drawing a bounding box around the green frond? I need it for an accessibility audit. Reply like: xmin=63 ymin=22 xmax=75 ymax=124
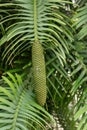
xmin=0 ymin=72 xmax=55 ymax=130
xmin=73 ymin=3 xmax=87 ymax=39
xmin=0 ymin=0 xmax=73 ymax=65
xmin=68 ymin=50 xmax=87 ymax=130
xmin=45 ymin=52 xmax=76 ymax=129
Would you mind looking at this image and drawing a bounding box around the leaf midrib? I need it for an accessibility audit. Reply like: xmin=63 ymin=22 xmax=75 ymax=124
xmin=34 ymin=0 xmax=38 ymax=41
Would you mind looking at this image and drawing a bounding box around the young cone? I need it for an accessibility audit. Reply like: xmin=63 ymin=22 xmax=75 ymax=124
xmin=32 ymin=41 xmax=47 ymax=106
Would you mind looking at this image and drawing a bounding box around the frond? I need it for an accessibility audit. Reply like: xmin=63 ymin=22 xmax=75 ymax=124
xmin=73 ymin=3 xmax=87 ymax=40
xmin=45 ymin=50 xmax=76 ymax=129
xmin=45 ymin=45 xmax=87 ymax=129
xmin=75 ymin=0 xmax=87 ymax=7
xmin=69 ymin=4 xmax=87 ymax=129
xmin=0 ymin=72 xmax=55 ymax=130
xmin=69 ymin=51 xmax=87 ymax=130
xmin=0 ymin=0 xmax=73 ymax=65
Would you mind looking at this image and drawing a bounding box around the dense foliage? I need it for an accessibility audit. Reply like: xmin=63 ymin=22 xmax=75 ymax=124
xmin=0 ymin=0 xmax=87 ymax=130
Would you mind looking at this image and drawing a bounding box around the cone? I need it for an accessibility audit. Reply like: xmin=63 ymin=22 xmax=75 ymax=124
xmin=32 ymin=41 xmax=47 ymax=106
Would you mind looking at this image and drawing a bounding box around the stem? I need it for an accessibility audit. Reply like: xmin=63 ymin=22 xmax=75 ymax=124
xmin=34 ymin=0 xmax=38 ymax=41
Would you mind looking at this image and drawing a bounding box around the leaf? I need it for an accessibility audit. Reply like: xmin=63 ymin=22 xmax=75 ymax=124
xmin=0 ymin=73 xmax=55 ymax=129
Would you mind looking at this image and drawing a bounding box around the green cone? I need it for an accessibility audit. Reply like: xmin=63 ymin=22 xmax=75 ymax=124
xmin=32 ymin=41 xmax=47 ymax=106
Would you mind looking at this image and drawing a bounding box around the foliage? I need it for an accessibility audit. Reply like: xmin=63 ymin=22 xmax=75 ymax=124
xmin=0 ymin=0 xmax=87 ymax=130
xmin=0 ymin=72 xmax=55 ymax=130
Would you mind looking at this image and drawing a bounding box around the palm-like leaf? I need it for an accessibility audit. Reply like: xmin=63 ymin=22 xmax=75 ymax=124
xmin=45 ymin=50 xmax=77 ymax=129
xmin=73 ymin=3 xmax=87 ymax=40
xmin=75 ymin=0 xmax=87 ymax=6
xmin=70 ymin=3 xmax=87 ymax=129
xmin=0 ymin=72 xmax=55 ymax=130
xmin=0 ymin=0 xmax=73 ymax=65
